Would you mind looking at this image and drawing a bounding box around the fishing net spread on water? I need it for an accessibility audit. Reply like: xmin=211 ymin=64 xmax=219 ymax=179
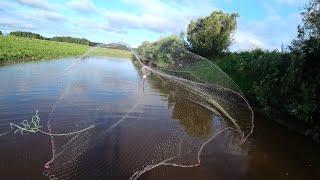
xmin=0 ymin=44 xmax=254 ymax=179
xmin=135 ymin=41 xmax=254 ymax=141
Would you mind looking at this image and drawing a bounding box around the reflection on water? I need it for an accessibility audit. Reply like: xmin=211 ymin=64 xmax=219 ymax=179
xmin=0 ymin=57 xmax=319 ymax=180
xmin=145 ymin=75 xmax=214 ymax=139
xmin=172 ymin=97 xmax=213 ymax=139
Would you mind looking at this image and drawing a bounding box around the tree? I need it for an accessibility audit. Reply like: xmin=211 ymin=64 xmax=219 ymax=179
xmin=289 ymin=0 xmax=320 ymax=140
xmin=291 ymin=0 xmax=320 ymax=53
xmin=0 ymin=30 xmax=2 ymax=35
xmin=187 ymin=11 xmax=238 ymax=57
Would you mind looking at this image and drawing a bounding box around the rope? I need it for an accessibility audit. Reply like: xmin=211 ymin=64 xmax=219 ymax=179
xmin=1 ymin=110 xmax=94 ymax=137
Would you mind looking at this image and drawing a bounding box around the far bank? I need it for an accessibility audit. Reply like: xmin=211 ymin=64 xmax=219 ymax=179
xmin=0 ymin=36 xmax=131 ymax=65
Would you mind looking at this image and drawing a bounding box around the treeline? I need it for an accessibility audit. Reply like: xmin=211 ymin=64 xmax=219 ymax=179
xmin=9 ymin=31 xmax=47 ymax=40
xmin=102 ymin=43 xmax=131 ymax=51
xmin=8 ymin=31 xmax=93 ymax=45
xmin=51 ymin=36 xmax=92 ymax=46
xmin=137 ymin=0 xmax=320 ymax=141
xmin=5 ymin=31 xmax=130 ymax=50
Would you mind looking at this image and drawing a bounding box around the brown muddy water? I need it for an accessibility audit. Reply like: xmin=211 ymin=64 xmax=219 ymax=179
xmin=0 ymin=57 xmax=319 ymax=180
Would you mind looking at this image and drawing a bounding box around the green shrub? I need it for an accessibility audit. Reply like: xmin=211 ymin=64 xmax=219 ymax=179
xmin=137 ymin=35 xmax=185 ymax=67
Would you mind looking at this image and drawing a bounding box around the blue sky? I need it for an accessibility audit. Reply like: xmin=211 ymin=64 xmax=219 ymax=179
xmin=0 ymin=0 xmax=308 ymax=50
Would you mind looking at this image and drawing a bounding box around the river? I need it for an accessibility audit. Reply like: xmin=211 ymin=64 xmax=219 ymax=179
xmin=0 ymin=56 xmax=319 ymax=179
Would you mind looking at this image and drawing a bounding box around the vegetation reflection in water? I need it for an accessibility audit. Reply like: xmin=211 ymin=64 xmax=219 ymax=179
xmin=146 ymin=75 xmax=214 ymax=139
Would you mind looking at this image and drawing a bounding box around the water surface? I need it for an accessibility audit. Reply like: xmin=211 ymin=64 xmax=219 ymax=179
xmin=0 ymin=57 xmax=319 ymax=179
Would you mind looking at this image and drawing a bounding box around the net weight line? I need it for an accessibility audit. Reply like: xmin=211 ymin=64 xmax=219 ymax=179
xmin=1 ymin=110 xmax=94 ymax=136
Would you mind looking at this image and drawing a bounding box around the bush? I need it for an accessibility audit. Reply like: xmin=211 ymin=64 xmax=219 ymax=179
xmin=137 ymin=35 xmax=186 ymax=67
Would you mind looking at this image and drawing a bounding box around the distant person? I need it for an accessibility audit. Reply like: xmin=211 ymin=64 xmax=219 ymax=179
xmin=142 ymin=74 xmax=147 ymax=92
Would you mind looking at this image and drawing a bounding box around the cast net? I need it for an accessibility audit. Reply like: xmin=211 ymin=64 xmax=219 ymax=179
xmin=41 ymin=43 xmax=253 ymax=179
xmin=1 ymin=42 xmax=254 ymax=179
xmin=135 ymin=38 xmax=254 ymax=142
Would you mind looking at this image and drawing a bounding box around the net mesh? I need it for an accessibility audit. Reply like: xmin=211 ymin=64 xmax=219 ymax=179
xmin=44 ymin=46 xmax=253 ymax=179
xmin=135 ymin=45 xmax=254 ymax=142
xmin=1 ymin=45 xmax=254 ymax=179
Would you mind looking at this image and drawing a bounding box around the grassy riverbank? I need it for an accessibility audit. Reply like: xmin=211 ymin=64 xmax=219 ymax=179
xmin=88 ymin=47 xmax=131 ymax=59
xmin=0 ymin=36 xmax=88 ymax=64
xmin=0 ymin=36 xmax=131 ymax=64
xmin=213 ymin=50 xmax=319 ymax=139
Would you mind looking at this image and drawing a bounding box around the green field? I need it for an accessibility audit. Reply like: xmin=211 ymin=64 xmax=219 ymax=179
xmin=88 ymin=47 xmax=131 ymax=59
xmin=0 ymin=36 xmax=131 ymax=64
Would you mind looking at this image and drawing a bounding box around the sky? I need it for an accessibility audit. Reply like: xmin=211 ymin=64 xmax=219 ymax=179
xmin=0 ymin=0 xmax=308 ymax=51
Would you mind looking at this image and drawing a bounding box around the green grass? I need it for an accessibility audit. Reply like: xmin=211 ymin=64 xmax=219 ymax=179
xmin=0 ymin=36 xmax=89 ymax=64
xmin=0 ymin=36 xmax=132 ymax=64
xmin=88 ymin=47 xmax=131 ymax=59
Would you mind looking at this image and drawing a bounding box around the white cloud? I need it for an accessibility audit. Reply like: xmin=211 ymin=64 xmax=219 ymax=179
xmin=230 ymin=1 xmax=303 ymax=51
xmin=102 ymin=11 xmax=173 ymax=33
xmin=231 ymin=31 xmax=263 ymax=51
xmin=71 ymin=17 xmax=127 ymax=34
xmin=22 ymin=9 xmax=66 ymax=22
xmin=275 ymin=0 xmax=307 ymax=6
xmin=67 ymin=0 xmax=97 ymax=13
xmin=0 ymin=17 xmax=35 ymax=30
xmin=99 ymin=0 xmax=215 ymax=34
xmin=14 ymin=0 xmax=51 ymax=10
xmin=122 ymin=0 xmax=177 ymax=15
xmin=40 ymin=11 xmax=66 ymax=21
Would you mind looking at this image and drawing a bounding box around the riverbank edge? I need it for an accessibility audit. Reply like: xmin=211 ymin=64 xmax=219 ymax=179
xmin=251 ymin=106 xmax=309 ymax=136
xmin=0 ymin=48 xmax=132 ymax=66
